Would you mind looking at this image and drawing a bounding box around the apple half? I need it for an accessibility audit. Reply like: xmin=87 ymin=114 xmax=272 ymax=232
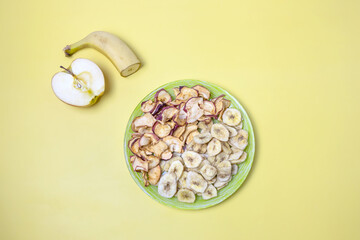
xmin=51 ymin=58 xmax=105 ymax=107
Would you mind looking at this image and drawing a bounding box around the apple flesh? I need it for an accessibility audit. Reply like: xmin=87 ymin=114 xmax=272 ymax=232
xmin=51 ymin=58 xmax=105 ymax=107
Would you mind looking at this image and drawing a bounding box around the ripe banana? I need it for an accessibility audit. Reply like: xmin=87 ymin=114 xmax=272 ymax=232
xmin=64 ymin=31 xmax=141 ymax=77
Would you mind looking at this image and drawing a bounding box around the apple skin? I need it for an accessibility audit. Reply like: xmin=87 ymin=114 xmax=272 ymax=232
xmin=51 ymin=58 xmax=105 ymax=107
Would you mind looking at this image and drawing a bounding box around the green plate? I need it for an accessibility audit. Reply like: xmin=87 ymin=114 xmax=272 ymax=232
xmin=124 ymin=80 xmax=255 ymax=210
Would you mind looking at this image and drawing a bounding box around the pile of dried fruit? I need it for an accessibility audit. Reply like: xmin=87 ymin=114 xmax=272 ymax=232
xmin=128 ymin=85 xmax=248 ymax=203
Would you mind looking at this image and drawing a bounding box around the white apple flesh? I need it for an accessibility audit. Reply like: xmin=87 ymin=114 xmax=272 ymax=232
xmin=51 ymin=58 xmax=105 ymax=107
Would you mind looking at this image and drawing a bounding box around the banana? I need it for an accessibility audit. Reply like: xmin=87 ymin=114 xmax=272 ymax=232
xmin=214 ymin=179 xmax=228 ymax=190
xmin=182 ymin=151 xmax=202 ymax=168
xmin=202 ymin=184 xmax=217 ymax=200
xmin=173 ymin=152 xmax=182 ymax=157
xmin=216 ymin=160 xmax=232 ymax=182
xmin=198 ymin=160 xmax=210 ymax=170
xmin=231 ymin=164 xmax=238 ymax=175
xmin=186 ymin=140 xmax=203 ymax=153
xmin=224 ymin=125 xmax=238 ymax=137
xmin=197 ymin=121 xmax=210 ymax=133
xmin=194 ymin=132 xmax=212 ymax=144
xmin=158 ymin=172 xmax=177 ymax=198
xmin=159 ymin=156 xmax=181 ymax=172
xmin=211 ymin=123 xmax=229 ymax=141
xmin=217 ymin=172 xmax=231 ymax=183
xmin=169 ymin=156 xmax=183 ymax=164
xmin=193 ymin=143 xmax=203 ymax=153
xmin=222 ymin=108 xmax=242 ymax=126
xmin=207 ymin=156 xmax=216 ymax=165
xmin=199 ymin=144 xmax=208 ymax=154
xmin=173 ymin=155 xmax=184 ymax=165
xmin=178 ymin=171 xmax=188 ymax=189
xmin=64 ymin=31 xmax=141 ymax=77
xmin=215 ymin=152 xmax=229 ymax=165
xmin=168 ymin=160 xmax=184 ymax=180
xmin=177 ymin=189 xmax=196 ymax=203
xmin=207 ymin=138 xmax=222 ymax=156
xmin=229 ymin=152 xmax=247 ymax=164
xmin=185 ymin=140 xmax=195 ymax=151
xmin=228 ymin=148 xmax=244 ymax=160
xmin=207 ymin=177 xmax=217 ymax=184
xmin=186 ymin=131 xmax=199 ymax=144
xmin=222 ymin=142 xmax=232 ymax=155
xmin=186 ymin=171 xmax=208 ymax=193
xmin=217 ymin=160 xmax=232 ymax=171
xmin=214 ymin=177 xmax=227 ymax=190
xmin=200 ymin=164 xmax=217 ymax=180
xmin=236 ymin=121 xmax=243 ymax=130
xmin=229 ymin=129 xmax=248 ymax=150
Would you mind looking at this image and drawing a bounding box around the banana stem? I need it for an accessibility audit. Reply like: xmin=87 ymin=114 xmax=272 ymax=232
xmin=59 ymin=66 xmax=88 ymax=90
xmin=63 ymin=39 xmax=88 ymax=56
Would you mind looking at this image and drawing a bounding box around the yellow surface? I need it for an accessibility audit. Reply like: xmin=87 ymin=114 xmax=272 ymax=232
xmin=0 ymin=0 xmax=359 ymax=239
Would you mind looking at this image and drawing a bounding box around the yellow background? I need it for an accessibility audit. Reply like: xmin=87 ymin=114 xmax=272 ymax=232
xmin=0 ymin=0 xmax=359 ymax=239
